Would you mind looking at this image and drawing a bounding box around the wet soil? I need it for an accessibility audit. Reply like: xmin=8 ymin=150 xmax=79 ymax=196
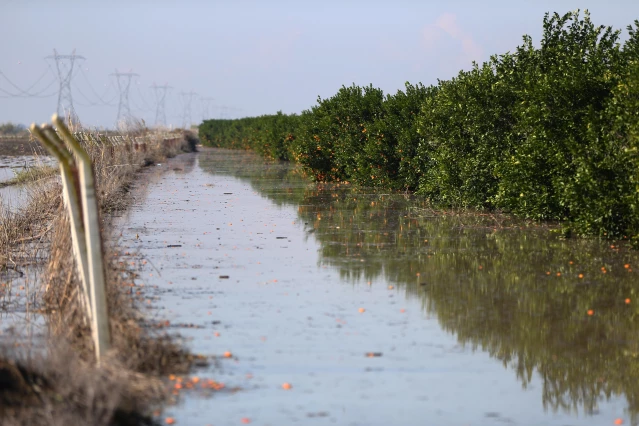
xmin=0 ymin=138 xmax=44 ymax=157
xmin=119 ymin=148 xmax=639 ymax=426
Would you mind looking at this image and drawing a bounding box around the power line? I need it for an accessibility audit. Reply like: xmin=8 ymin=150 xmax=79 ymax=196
xmin=134 ymin=81 xmax=154 ymax=112
xmin=46 ymin=49 xmax=85 ymax=122
xmin=150 ymin=83 xmax=172 ymax=126
xmin=111 ymin=70 xmax=139 ymax=125
xmin=180 ymin=90 xmax=197 ymax=129
xmin=0 ymin=64 xmax=57 ymax=98
xmin=77 ymin=67 xmax=116 ymax=106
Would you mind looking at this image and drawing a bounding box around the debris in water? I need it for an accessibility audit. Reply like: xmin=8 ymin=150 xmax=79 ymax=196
xmin=167 ymin=244 xmax=182 ymax=248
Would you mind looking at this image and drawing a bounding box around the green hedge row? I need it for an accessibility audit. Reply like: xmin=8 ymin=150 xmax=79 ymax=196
xmin=200 ymin=11 xmax=639 ymax=244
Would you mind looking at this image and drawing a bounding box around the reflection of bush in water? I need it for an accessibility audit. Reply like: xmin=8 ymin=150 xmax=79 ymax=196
xmin=307 ymin=194 xmax=639 ymax=419
xmin=199 ymin=151 xmax=639 ymax=419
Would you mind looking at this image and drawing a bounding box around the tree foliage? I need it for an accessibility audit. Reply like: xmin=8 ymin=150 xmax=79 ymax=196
xmin=200 ymin=11 xmax=639 ymax=244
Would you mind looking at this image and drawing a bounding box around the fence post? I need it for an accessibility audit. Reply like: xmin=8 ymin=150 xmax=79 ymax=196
xmin=30 ymin=125 xmax=92 ymax=323
xmin=30 ymin=114 xmax=111 ymax=364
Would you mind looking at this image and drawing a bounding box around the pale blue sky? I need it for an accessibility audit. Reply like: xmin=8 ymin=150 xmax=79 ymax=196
xmin=1 ymin=0 xmax=638 ymax=128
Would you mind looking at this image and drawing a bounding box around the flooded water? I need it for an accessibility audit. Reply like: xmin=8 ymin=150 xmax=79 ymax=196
xmin=0 ymin=155 xmax=54 ymax=211
xmin=0 ymin=155 xmax=51 ymax=345
xmin=120 ymin=148 xmax=639 ymax=426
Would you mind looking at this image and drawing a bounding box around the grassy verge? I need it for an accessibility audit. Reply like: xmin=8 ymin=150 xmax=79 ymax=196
xmin=0 ymin=127 xmax=199 ymax=425
xmin=0 ymin=165 xmax=58 ymax=188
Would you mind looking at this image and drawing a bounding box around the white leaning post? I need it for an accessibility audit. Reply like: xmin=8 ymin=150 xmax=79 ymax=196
xmin=54 ymin=114 xmax=111 ymax=363
xmin=30 ymin=115 xmax=111 ymax=364
xmin=30 ymin=124 xmax=93 ymax=323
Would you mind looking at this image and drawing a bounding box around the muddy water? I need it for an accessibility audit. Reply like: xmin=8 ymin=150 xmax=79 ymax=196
xmin=121 ymin=149 xmax=639 ymax=426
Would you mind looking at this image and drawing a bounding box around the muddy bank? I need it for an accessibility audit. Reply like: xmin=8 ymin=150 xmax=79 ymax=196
xmin=120 ymin=148 xmax=639 ymax=426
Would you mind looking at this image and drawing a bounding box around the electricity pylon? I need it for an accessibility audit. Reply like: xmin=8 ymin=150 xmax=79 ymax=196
xmin=150 ymin=83 xmax=172 ymax=127
xmin=180 ymin=91 xmax=197 ymax=129
xmin=46 ymin=49 xmax=85 ymax=123
xmin=199 ymin=97 xmax=215 ymax=121
xmin=111 ymin=70 xmax=139 ymax=125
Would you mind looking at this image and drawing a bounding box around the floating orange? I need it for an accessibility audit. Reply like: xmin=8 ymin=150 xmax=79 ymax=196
xmin=587 ymin=310 xmax=594 ymax=316
xmin=358 ymin=308 xmax=366 ymax=313
xmin=615 ymin=419 xmax=623 ymax=425
xmin=626 ymin=298 xmax=631 ymax=304
xmin=165 ymin=417 xmax=176 ymax=425
xmin=281 ymin=382 xmax=292 ymax=390
xmin=241 ymin=418 xmax=251 ymax=424
xmin=223 ymin=351 xmax=232 ymax=358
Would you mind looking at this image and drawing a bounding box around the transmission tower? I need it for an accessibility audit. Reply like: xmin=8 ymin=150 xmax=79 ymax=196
xmin=46 ymin=49 xmax=85 ymax=122
xmin=111 ymin=70 xmax=139 ymax=125
xmin=150 ymin=83 xmax=172 ymax=126
xmin=199 ymin=97 xmax=215 ymax=121
xmin=180 ymin=91 xmax=197 ymax=129
xmin=213 ymin=105 xmax=242 ymax=119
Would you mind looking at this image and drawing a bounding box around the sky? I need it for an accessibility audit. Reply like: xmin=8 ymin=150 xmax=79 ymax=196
xmin=1 ymin=0 xmax=638 ymax=129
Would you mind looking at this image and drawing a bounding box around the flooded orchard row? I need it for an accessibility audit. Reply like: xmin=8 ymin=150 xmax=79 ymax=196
xmin=119 ymin=148 xmax=639 ymax=426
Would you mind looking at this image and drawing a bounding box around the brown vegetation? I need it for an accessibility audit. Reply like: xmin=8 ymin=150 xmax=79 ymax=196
xmin=0 ymin=127 xmax=199 ymax=425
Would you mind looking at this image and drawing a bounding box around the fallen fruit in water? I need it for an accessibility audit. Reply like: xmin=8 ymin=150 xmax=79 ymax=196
xmin=281 ymin=382 xmax=292 ymax=390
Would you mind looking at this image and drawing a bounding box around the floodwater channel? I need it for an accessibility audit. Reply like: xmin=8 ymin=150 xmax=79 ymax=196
xmin=120 ymin=148 xmax=639 ymax=426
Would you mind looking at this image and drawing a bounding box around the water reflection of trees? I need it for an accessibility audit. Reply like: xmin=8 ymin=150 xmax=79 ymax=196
xmin=199 ymin=150 xmax=639 ymax=421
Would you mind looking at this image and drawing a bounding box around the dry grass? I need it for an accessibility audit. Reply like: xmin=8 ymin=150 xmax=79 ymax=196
xmin=0 ymin=344 xmax=164 ymax=426
xmin=0 ymin=165 xmax=58 ymax=188
xmin=0 ymin=127 xmax=199 ymax=425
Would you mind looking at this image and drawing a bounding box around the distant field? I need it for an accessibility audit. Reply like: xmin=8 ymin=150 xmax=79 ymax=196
xmin=0 ymin=136 xmax=48 ymax=156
